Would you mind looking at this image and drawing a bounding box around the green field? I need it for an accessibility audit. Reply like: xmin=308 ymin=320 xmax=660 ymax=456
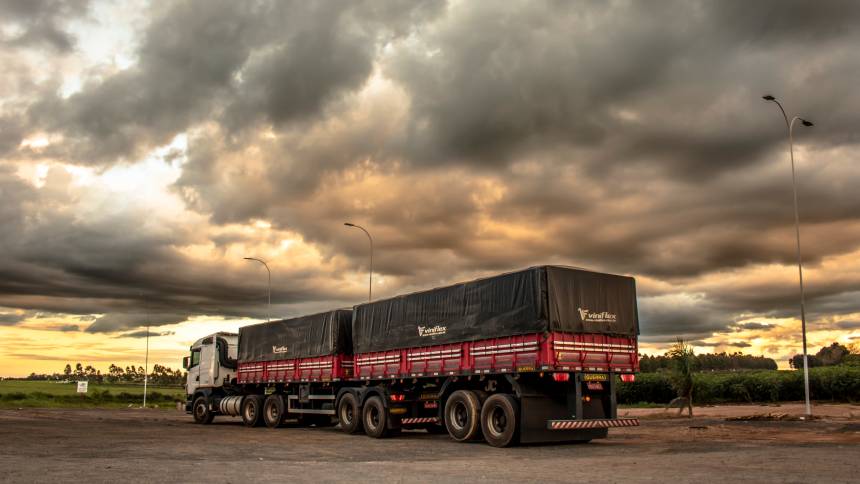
xmin=618 ymin=366 xmax=860 ymax=405
xmin=0 ymin=380 xmax=185 ymax=409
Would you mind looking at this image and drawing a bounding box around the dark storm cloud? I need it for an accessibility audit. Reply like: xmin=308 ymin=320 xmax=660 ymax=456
xmin=88 ymin=313 xmax=188 ymax=334
xmin=0 ymin=165 xmax=361 ymax=332
xmin=0 ymin=0 xmax=88 ymax=52
xmin=0 ymin=313 xmax=25 ymax=325
xmin=637 ymin=294 xmax=732 ymax=343
xmin=834 ymin=320 xmax=860 ymax=331
xmin=116 ymin=329 xmax=175 ymax=339
xmin=734 ymin=322 xmax=774 ymax=332
xmin=691 ymin=341 xmax=752 ymax=349
xmin=23 ymin=0 xmax=443 ymax=164
xmin=2 ymin=0 xmax=860 ymax=344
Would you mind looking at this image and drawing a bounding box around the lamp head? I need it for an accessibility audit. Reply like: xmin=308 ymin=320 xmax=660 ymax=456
xmin=801 ymin=119 xmax=814 ymax=127
xmin=762 ymin=95 xmax=776 ymax=101
xmin=344 ymin=222 xmax=355 ymax=227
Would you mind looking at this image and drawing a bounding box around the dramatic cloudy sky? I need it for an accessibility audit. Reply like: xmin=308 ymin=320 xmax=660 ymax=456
xmin=2 ymin=0 xmax=859 ymax=376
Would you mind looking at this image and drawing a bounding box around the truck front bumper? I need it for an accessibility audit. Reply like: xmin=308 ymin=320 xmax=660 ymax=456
xmin=547 ymin=418 xmax=640 ymax=430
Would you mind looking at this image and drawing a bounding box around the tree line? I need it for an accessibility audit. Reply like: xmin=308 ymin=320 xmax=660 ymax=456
xmin=16 ymin=363 xmax=185 ymax=385
xmin=789 ymin=342 xmax=860 ymax=369
xmin=639 ymin=351 xmax=778 ymax=372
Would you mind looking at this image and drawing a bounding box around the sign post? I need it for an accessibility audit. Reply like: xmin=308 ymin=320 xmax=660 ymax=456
xmin=76 ymin=381 xmax=88 ymax=400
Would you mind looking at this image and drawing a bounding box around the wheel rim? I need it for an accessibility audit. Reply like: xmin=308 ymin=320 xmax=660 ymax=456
xmin=368 ymin=405 xmax=380 ymax=430
xmin=487 ymin=406 xmax=507 ymax=437
xmin=450 ymin=401 xmax=468 ymax=431
xmin=195 ymin=402 xmax=206 ymax=419
xmin=267 ymin=403 xmax=279 ymax=422
xmin=246 ymin=405 xmax=255 ymax=421
xmin=342 ymin=403 xmax=353 ymax=424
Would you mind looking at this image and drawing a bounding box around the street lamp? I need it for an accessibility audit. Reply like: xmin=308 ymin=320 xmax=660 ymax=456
xmin=763 ymin=94 xmax=814 ymax=417
xmin=142 ymin=293 xmax=149 ymax=409
xmin=243 ymin=257 xmax=271 ymax=322
xmin=344 ymin=222 xmax=373 ymax=301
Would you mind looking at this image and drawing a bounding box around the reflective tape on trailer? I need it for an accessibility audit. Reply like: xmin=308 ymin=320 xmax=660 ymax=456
xmin=471 ymin=342 xmax=540 ymax=356
xmin=552 ymin=341 xmax=636 ymax=352
xmin=355 ymin=354 xmax=401 ymax=364
xmin=407 ymin=348 xmax=462 ymax=361
xmin=400 ymin=417 xmax=440 ymax=425
xmin=547 ymin=418 xmax=640 ymax=430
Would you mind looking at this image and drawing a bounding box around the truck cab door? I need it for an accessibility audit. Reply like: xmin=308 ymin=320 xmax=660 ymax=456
xmin=198 ymin=342 xmax=215 ymax=387
xmin=186 ymin=347 xmax=202 ymax=395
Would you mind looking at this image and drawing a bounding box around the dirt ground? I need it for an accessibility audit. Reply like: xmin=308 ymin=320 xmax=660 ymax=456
xmin=1 ymin=403 xmax=858 ymax=483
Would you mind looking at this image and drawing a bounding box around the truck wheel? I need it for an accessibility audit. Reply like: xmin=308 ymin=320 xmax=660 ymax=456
xmin=241 ymin=395 xmax=265 ymax=427
xmin=192 ymin=396 xmax=214 ymax=425
xmin=480 ymin=394 xmax=519 ymax=448
xmin=337 ymin=392 xmax=363 ymax=434
xmin=444 ymin=390 xmax=482 ymax=441
xmin=263 ymin=394 xmax=285 ymax=428
xmin=362 ymin=396 xmax=391 ymax=438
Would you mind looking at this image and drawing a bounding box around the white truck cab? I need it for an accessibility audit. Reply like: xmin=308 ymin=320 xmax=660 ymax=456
xmin=183 ymin=332 xmax=239 ymax=412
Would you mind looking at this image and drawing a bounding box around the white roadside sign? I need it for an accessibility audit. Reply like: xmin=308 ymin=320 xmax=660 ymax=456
xmin=76 ymin=381 xmax=88 ymax=393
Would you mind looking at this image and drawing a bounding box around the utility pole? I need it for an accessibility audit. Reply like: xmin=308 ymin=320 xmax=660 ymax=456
xmin=763 ymin=94 xmax=815 ymax=417
xmin=344 ymin=222 xmax=373 ymax=301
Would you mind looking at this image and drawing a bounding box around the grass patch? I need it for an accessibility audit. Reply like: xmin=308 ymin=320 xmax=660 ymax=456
xmin=0 ymin=381 xmax=185 ymax=409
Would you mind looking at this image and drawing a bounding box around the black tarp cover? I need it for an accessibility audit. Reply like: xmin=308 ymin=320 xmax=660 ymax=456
xmin=238 ymin=309 xmax=352 ymax=363
xmin=352 ymin=266 xmax=638 ymax=353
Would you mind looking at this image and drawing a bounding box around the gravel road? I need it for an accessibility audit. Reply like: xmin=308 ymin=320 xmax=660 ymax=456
xmin=1 ymin=403 xmax=857 ymax=483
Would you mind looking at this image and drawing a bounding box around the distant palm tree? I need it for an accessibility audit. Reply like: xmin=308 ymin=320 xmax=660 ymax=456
xmin=667 ymin=338 xmax=696 ymax=417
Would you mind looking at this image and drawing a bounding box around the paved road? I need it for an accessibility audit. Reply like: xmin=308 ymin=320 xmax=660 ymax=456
xmin=0 ymin=405 xmax=857 ymax=483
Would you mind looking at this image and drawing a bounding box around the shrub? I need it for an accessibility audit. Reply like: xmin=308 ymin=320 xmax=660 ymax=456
xmin=2 ymin=392 xmax=28 ymax=401
xmin=618 ymin=366 xmax=860 ymax=405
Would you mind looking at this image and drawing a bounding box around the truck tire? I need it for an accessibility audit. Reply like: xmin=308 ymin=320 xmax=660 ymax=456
xmin=480 ymin=393 xmax=519 ymax=448
xmin=362 ymin=396 xmax=391 ymax=438
xmin=192 ymin=396 xmax=214 ymax=425
xmin=241 ymin=395 xmax=265 ymax=427
xmin=337 ymin=392 xmax=363 ymax=434
xmin=263 ymin=394 xmax=285 ymax=428
xmin=444 ymin=390 xmax=482 ymax=441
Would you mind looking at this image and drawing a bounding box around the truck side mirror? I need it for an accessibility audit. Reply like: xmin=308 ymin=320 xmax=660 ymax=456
xmin=182 ymin=356 xmax=190 ymax=369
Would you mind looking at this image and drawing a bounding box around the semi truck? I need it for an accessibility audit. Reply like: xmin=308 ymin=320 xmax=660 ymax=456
xmin=183 ymin=265 xmax=640 ymax=447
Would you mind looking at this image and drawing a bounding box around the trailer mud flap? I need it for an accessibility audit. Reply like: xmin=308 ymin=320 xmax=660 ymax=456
xmin=400 ymin=417 xmax=440 ymax=425
xmin=519 ymin=394 xmax=609 ymax=443
xmin=547 ymin=418 xmax=639 ymax=430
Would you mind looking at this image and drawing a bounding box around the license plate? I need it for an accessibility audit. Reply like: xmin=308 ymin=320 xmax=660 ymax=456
xmin=586 ymin=382 xmax=604 ymax=391
xmin=583 ymin=373 xmax=607 ymax=382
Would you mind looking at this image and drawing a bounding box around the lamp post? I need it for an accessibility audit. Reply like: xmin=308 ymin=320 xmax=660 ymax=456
xmin=763 ymin=94 xmax=814 ymax=417
xmin=344 ymin=222 xmax=373 ymax=301
xmin=243 ymin=257 xmax=271 ymax=322
xmin=142 ymin=294 xmax=149 ymax=409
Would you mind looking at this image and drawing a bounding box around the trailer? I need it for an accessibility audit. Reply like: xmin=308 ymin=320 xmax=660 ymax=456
xmin=184 ymin=265 xmax=640 ymax=447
